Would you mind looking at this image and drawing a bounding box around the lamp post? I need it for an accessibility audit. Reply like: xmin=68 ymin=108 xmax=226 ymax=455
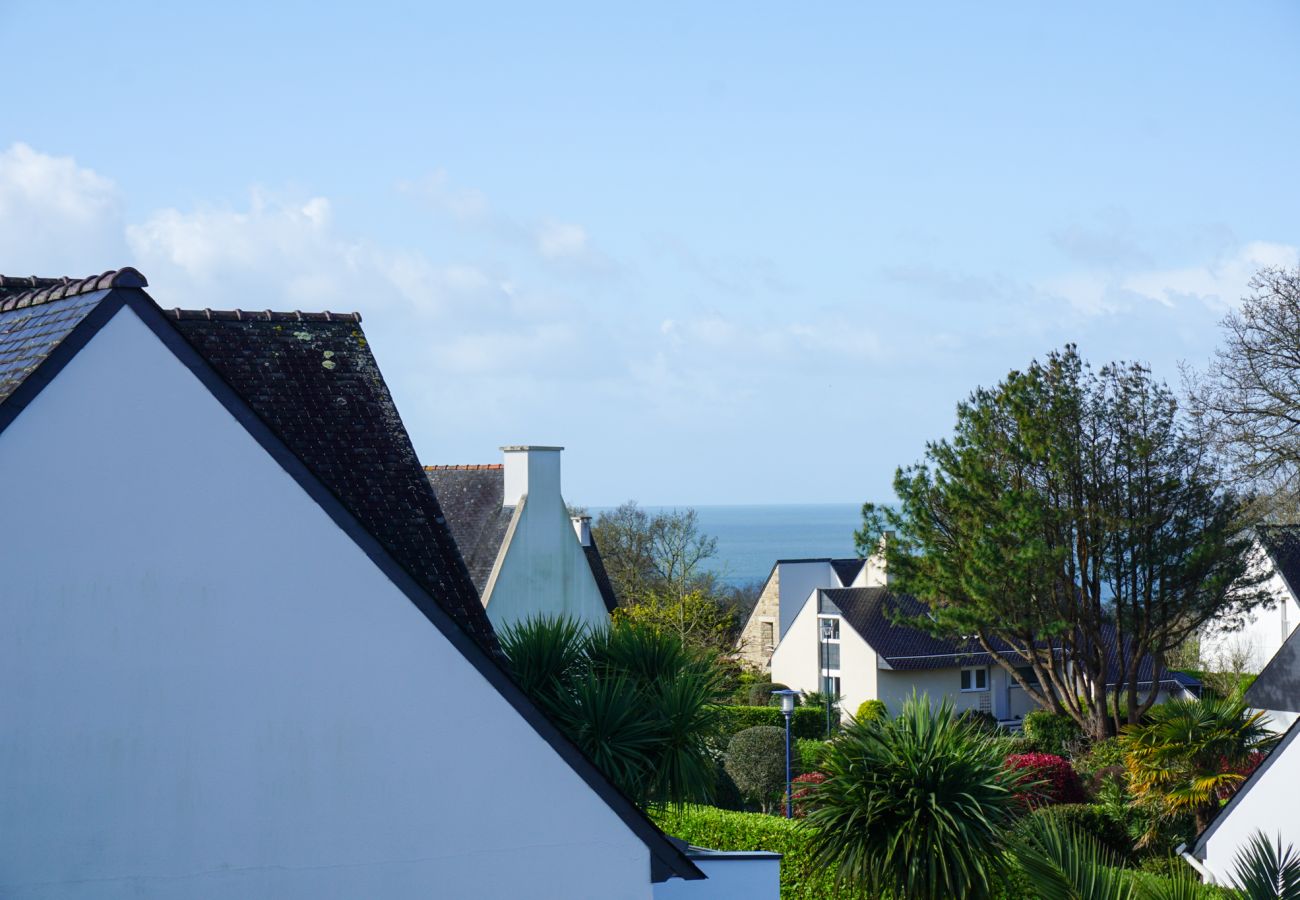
xmin=820 ymin=620 xmax=834 ymax=738
xmin=772 ymin=688 xmax=798 ymax=818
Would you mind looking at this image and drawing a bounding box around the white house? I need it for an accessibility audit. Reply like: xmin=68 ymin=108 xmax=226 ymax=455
xmin=771 ymin=587 xmax=1199 ymax=724
xmin=426 ymin=446 xmax=616 ymax=632
xmin=1200 ymin=525 xmax=1300 ymax=676
xmin=0 ymin=269 xmax=739 ymax=898
xmin=735 ymin=555 xmax=886 ymax=671
xmin=1187 ymin=652 xmax=1300 ymax=885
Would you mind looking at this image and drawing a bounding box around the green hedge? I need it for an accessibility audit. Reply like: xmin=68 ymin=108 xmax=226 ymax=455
xmin=716 ymin=705 xmax=831 ymax=740
xmin=649 ymin=804 xmax=839 ymax=900
xmin=795 ymin=738 xmax=829 ymax=774
xmin=1022 ymin=710 xmax=1083 ymax=757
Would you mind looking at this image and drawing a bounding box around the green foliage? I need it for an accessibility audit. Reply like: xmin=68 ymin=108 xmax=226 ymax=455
xmin=1010 ymin=812 xmax=1135 ymax=900
xmin=805 ymin=693 xmax=1020 ymax=900
xmin=857 ymin=345 xmax=1265 ymax=740
xmin=1122 ymin=695 xmax=1279 ymax=835
xmin=743 ymin=681 xmax=796 ymax=706
xmin=499 ymin=615 xmax=722 ymax=807
xmin=961 ymin=708 xmax=1002 ymax=734
xmin=724 ymin=726 xmax=788 ymax=813
xmin=611 ymin=588 xmax=736 ymax=655
xmin=1014 ymin=803 xmax=1133 ymax=863
xmin=1025 ymin=710 xmax=1086 ymax=757
xmin=855 ymin=699 xmax=888 ymax=722
xmin=795 ymin=738 xmax=830 ymax=773
xmin=1230 ymin=831 xmax=1300 ymax=900
xmin=648 ymin=804 xmax=844 ymax=900
xmin=716 ymin=705 xmax=826 ymax=740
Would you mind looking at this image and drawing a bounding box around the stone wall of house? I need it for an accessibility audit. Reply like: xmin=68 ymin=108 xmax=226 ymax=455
xmin=735 ymin=570 xmax=780 ymax=672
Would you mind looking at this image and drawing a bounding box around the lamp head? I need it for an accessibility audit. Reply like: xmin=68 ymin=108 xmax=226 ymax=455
xmin=771 ymin=688 xmax=798 ymax=715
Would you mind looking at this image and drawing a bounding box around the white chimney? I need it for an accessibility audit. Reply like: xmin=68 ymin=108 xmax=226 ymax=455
xmin=864 ymin=530 xmax=894 ymax=587
xmin=572 ymin=515 xmax=592 ymax=547
xmin=501 ymin=445 xmax=564 ymax=508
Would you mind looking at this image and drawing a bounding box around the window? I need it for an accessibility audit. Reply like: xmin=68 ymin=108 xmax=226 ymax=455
xmin=818 ymin=616 xmax=840 ymax=641
xmin=822 ymin=675 xmax=841 ymax=697
xmin=760 ymin=621 xmax=775 ymax=649
xmin=824 ymin=643 xmax=841 ymax=669
xmin=960 ymin=667 xmax=989 ymax=692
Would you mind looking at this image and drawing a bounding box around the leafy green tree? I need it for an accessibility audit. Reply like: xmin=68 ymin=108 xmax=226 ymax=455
xmin=723 ymin=726 xmax=787 ymax=813
xmin=1122 ymin=695 xmax=1280 ymax=835
xmin=499 ymin=615 xmax=723 ymax=807
xmin=857 ymin=346 xmax=1266 ymax=739
xmin=804 ymin=693 xmax=1020 ymax=900
xmin=611 ymin=588 xmax=735 ymax=653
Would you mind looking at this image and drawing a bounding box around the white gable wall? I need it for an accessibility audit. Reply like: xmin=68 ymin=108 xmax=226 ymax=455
xmin=1197 ymin=728 xmax=1300 ymax=886
xmin=0 ymin=307 xmax=650 ymax=899
xmin=770 ymin=591 xmax=878 ymax=716
xmin=775 ymin=561 xmax=835 ymax=639
xmin=483 ymin=448 xmax=609 ymax=632
xmin=1202 ymin=567 xmax=1300 ymax=675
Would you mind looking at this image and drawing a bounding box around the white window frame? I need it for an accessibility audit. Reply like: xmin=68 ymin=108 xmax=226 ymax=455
xmin=960 ymin=666 xmax=989 ymax=693
xmin=818 ymin=615 xmax=842 ymax=674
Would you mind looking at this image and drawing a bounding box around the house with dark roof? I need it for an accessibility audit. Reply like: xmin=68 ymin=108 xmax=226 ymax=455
xmin=0 ymin=270 xmax=719 ymax=898
xmin=426 ymin=445 xmax=616 ymax=632
xmin=734 ymin=554 xmax=885 ymax=671
xmin=1200 ymin=525 xmax=1300 ymax=681
xmin=771 ymin=585 xmax=1199 ymax=724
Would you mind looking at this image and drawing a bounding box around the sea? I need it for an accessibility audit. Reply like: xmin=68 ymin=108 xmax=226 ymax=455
xmin=642 ymin=503 xmax=863 ymax=588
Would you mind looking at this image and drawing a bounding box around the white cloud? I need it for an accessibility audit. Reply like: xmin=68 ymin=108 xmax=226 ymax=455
xmin=0 ymin=143 xmax=126 ymax=273
xmin=536 ymin=221 xmax=588 ymax=259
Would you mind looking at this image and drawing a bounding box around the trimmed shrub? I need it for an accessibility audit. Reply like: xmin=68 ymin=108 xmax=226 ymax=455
xmin=855 ymin=699 xmax=888 ymax=723
xmin=746 ymin=681 xmax=791 ymax=706
xmin=1006 ymin=752 xmax=1086 ymax=807
xmin=795 ymin=738 xmax=829 ymax=774
xmin=1022 ymin=710 xmax=1083 ymax=757
xmin=716 ymin=705 xmax=829 ymax=740
xmin=649 ymin=804 xmax=839 ymax=899
xmin=725 ymin=726 xmax=788 ymax=812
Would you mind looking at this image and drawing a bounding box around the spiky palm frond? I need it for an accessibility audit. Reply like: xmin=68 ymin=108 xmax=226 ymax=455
xmin=1231 ymin=831 xmax=1300 ymax=900
xmin=1011 ymin=814 xmax=1135 ymax=900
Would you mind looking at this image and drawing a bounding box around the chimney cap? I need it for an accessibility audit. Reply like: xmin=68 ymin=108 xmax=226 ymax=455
xmin=500 ymin=445 xmax=564 ymax=452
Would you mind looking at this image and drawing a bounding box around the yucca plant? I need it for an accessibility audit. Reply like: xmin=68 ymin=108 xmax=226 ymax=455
xmin=499 ymin=615 xmax=723 ymax=807
xmin=803 ymin=693 xmax=1020 ymax=900
xmin=1230 ymin=832 xmax=1300 ymax=900
xmin=1122 ymin=696 xmax=1279 ymax=835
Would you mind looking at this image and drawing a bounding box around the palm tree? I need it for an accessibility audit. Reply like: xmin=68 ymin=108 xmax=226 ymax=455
xmin=498 ymin=615 xmax=723 ymax=807
xmin=1122 ymin=696 xmax=1279 ymax=835
xmin=803 ymin=693 xmax=1020 ymax=900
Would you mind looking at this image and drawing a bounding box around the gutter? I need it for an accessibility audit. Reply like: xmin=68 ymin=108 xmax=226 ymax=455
xmin=1175 ymin=843 xmax=1216 ymax=884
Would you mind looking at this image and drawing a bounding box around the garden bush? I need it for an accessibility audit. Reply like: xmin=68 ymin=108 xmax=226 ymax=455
xmin=795 ymin=738 xmax=829 ymax=774
xmin=1005 ymin=752 xmax=1087 ymax=806
xmin=959 ymin=709 xmax=1000 ymax=734
xmin=855 ymin=699 xmax=888 ymax=722
xmin=790 ymin=772 xmax=825 ymax=818
xmin=746 ymin=681 xmax=794 ymax=706
xmin=725 ymin=726 xmax=788 ymax=812
xmin=1012 ymin=803 xmax=1132 ymax=862
xmin=716 ymin=705 xmax=829 ymax=740
xmin=1022 ymin=709 xmax=1084 ymax=757
xmin=649 ymin=804 xmax=840 ymax=899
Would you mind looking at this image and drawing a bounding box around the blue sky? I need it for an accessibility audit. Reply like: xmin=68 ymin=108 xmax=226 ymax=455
xmin=3 ymin=1 xmax=1299 ymax=505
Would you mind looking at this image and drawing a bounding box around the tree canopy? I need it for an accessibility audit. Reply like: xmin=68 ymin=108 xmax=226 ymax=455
xmin=857 ymin=345 xmax=1266 ymax=738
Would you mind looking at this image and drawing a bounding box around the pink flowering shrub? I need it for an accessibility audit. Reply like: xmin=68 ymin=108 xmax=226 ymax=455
xmin=1005 ymin=752 xmax=1086 ymax=807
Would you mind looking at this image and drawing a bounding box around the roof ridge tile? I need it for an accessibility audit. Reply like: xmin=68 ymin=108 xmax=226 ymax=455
xmin=0 ymin=268 xmax=148 ymax=312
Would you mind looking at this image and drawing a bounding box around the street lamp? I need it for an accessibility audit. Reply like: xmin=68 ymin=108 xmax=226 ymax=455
xmin=772 ymin=688 xmax=799 ymax=818
xmin=820 ymin=619 xmax=835 ymax=738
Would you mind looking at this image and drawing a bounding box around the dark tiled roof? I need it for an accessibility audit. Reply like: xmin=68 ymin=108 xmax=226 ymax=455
xmin=0 ymin=269 xmax=148 ymax=405
xmin=830 ymin=558 xmax=865 ymax=586
xmin=424 ymin=465 xmax=515 ymax=594
xmin=585 ymin=534 xmax=620 ymax=613
xmin=1258 ymin=525 xmax=1300 ymax=599
xmin=822 ymin=587 xmax=1198 ymax=691
xmin=167 ymin=308 xmax=497 ymax=657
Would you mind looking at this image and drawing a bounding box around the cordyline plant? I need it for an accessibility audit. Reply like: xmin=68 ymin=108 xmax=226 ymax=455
xmin=857 ymin=345 xmax=1269 ymax=740
xmin=499 ymin=615 xmax=723 ymax=808
xmin=803 ymin=694 xmax=1021 ymax=900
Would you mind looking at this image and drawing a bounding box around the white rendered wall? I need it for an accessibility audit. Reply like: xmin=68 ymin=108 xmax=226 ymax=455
xmin=1202 ymin=568 xmax=1299 ymax=675
xmin=776 ymin=562 xmax=835 ymax=639
xmin=1198 ymin=735 xmax=1300 ymax=886
xmin=0 ymin=308 xmax=650 ymax=900
xmin=483 ymin=450 xmax=610 ymax=632
xmin=770 ymin=589 xmax=823 ymax=695
xmin=836 ymin=619 xmax=878 ymax=718
xmin=653 ymin=855 xmax=780 ymax=899
xmin=877 ymin=667 xmax=987 ymax=716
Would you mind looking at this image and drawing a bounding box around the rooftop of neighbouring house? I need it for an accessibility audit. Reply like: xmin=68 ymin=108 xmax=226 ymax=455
xmin=0 ymin=268 xmax=498 ymax=658
xmin=1259 ymin=524 xmax=1300 ymax=597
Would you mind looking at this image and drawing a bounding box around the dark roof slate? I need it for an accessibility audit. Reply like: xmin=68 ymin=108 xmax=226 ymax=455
xmin=167 ymin=309 xmax=497 ymax=657
xmin=830 ymin=558 xmax=865 ymax=586
xmin=1258 ymin=525 xmax=1300 ymax=599
xmin=585 ymin=534 xmax=620 ymax=613
xmin=0 ymin=269 xmax=149 ymax=406
xmin=423 ymin=466 xmax=514 ymax=594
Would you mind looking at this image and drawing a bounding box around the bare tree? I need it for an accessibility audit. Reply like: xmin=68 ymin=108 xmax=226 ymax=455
xmin=1187 ymin=265 xmax=1300 ymax=516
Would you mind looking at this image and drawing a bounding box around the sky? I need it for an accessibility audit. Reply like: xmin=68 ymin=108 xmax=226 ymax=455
xmin=3 ymin=2 xmax=1299 ymax=506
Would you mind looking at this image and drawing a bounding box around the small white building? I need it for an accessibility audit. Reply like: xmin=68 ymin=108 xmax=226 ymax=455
xmin=771 ymin=587 xmax=1199 ymax=724
xmin=1200 ymin=525 xmax=1300 ymax=676
xmin=0 ymin=269 xmax=734 ymax=898
xmin=426 ymin=446 xmax=616 ymax=633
